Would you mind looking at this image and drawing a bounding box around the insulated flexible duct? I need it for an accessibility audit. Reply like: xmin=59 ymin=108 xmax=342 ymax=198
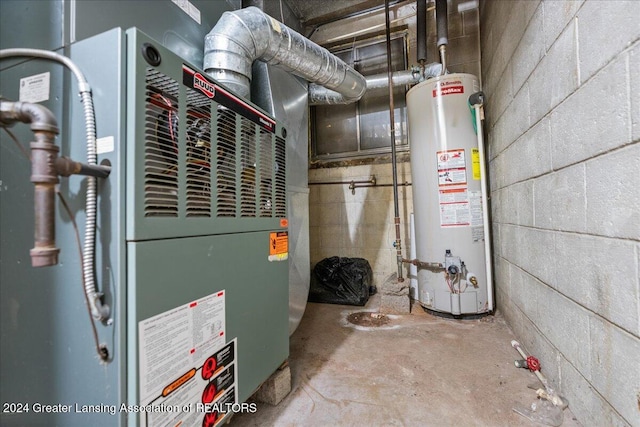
xmin=204 ymin=6 xmax=367 ymax=103
xmin=0 ymin=49 xmax=110 ymax=322
xmin=309 ymin=64 xmax=442 ymax=105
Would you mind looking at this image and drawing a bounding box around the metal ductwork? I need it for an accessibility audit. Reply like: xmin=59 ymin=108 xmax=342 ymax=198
xmin=204 ymin=6 xmax=367 ymax=103
xmin=309 ymin=64 xmax=443 ymax=105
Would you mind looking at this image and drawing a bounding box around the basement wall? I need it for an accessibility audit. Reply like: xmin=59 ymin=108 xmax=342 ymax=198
xmin=480 ymin=1 xmax=640 ymax=425
xmin=309 ymin=162 xmax=412 ymax=286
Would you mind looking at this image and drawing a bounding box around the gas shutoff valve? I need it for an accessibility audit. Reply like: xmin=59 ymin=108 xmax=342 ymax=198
xmin=444 ymin=249 xmax=462 ymax=275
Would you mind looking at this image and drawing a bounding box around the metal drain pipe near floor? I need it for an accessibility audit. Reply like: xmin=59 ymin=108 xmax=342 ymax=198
xmin=385 ymin=0 xmax=404 ymax=282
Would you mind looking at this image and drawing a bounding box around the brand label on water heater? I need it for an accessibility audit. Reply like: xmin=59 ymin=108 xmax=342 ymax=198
xmin=432 ymin=80 xmax=464 ymax=97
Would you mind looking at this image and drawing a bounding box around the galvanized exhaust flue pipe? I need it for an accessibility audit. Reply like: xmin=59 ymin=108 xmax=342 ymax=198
xmin=204 ymin=6 xmax=367 ymax=103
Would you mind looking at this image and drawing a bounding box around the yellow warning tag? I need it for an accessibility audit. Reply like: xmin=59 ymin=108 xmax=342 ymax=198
xmin=269 ymin=232 xmax=288 ymax=262
xmin=472 ymin=148 xmax=481 ymax=180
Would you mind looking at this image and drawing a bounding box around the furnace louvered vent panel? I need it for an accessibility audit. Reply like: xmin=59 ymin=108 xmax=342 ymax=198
xmin=274 ymin=136 xmax=286 ymax=217
xmin=185 ymin=88 xmax=212 ymax=217
xmin=144 ymin=68 xmax=179 ymax=217
xmin=240 ymin=118 xmax=258 ymax=217
xmin=216 ymin=106 xmax=237 ymax=217
xmin=136 ymin=61 xmax=286 ymax=240
xmin=259 ymin=129 xmax=273 ymax=217
xmin=129 ymin=33 xmax=289 ymax=241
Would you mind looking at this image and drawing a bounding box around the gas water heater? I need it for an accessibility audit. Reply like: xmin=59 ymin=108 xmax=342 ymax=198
xmin=407 ymin=73 xmax=493 ymax=315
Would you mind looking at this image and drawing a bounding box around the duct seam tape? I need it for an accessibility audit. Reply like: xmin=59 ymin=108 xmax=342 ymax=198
xmin=269 ymin=17 xmax=282 ymax=33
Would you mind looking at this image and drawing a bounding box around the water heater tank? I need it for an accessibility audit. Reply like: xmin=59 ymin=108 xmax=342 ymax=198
xmin=407 ymin=73 xmax=491 ymax=315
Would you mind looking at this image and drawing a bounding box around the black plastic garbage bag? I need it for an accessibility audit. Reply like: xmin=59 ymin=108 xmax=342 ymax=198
xmin=309 ymin=256 xmax=375 ymax=306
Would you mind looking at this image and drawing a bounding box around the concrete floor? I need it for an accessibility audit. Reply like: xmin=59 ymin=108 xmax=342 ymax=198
xmin=231 ymin=295 xmax=582 ymax=426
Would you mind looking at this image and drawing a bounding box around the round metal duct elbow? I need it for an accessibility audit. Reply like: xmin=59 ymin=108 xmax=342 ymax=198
xmin=204 ymin=6 xmax=366 ymax=102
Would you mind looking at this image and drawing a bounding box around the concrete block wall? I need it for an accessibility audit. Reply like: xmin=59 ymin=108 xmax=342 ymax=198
xmin=309 ymin=163 xmax=413 ymax=287
xmin=480 ymin=1 xmax=640 ymax=425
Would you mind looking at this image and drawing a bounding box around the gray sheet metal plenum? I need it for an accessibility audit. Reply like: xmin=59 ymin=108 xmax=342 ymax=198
xmin=206 ymin=7 xmax=368 ymax=333
xmin=251 ymin=61 xmax=310 ymax=335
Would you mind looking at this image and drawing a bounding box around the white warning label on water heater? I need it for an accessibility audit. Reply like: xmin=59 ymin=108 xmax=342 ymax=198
xmin=437 ymin=149 xmax=466 ymax=169
xmin=439 ymin=187 xmax=470 ymax=227
xmin=469 ymin=191 xmax=483 ymax=227
xmin=437 ymin=149 xmax=467 ymax=186
xmin=470 ymin=191 xmax=485 ymax=242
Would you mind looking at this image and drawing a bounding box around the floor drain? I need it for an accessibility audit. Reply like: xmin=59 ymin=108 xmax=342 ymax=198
xmin=347 ymin=312 xmax=390 ymax=327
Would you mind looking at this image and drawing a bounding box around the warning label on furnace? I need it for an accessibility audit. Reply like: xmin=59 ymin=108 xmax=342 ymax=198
xmin=19 ymin=72 xmax=50 ymax=103
xmin=268 ymin=231 xmax=288 ymax=262
xmin=138 ymin=291 xmax=228 ymax=426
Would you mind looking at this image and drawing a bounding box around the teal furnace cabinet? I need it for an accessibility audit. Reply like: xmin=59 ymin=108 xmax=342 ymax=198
xmin=0 ymin=28 xmax=289 ymax=427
